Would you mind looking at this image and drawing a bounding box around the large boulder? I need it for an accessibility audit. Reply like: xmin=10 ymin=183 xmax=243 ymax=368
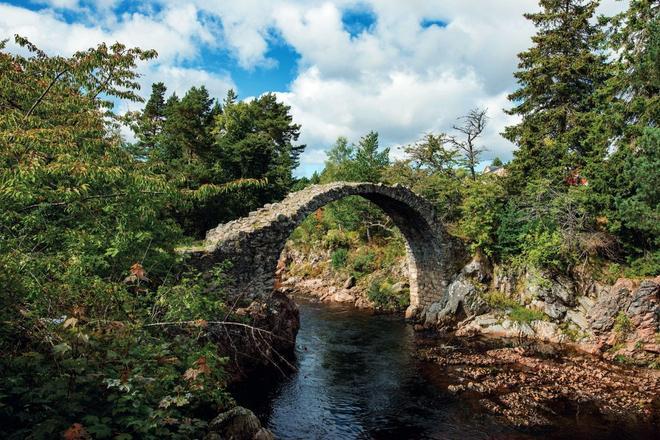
xmin=423 ymin=274 xmax=489 ymax=325
xmin=588 ymin=278 xmax=638 ymax=333
xmin=527 ymin=272 xmax=577 ymax=307
xmin=462 ymin=251 xmax=493 ymax=284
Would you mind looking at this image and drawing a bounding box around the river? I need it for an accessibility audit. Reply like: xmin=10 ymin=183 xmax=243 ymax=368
xmin=234 ymin=297 xmax=656 ymax=439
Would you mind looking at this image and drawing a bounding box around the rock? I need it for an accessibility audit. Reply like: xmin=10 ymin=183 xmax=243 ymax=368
xmin=626 ymin=279 xmax=659 ymax=319
xmin=424 ymin=274 xmax=488 ymax=325
xmin=527 ymin=273 xmax=576 ymax=307
xmin=532 ymin=321 xmax=562 ymax=343
xmin=577 ymin=295 xmax=595 ymax=311
xmin=493 ymin=266 xmax=517 ymax=295
xmin=343 ymin=275 xmax=356 ymax=289
xmin=458 ymin=315 xmax=535 ymax=339
xmin=447 ymin=384 xmax=464 ymax=394
xmin=253 ymin=428 xmax=275 ymax=440
xmin=588 ymin=278 xmax=638 ymax=333
xmin=331 ymin=290 xmax=356 ymax=303
xmin=566 ymin=309 xmax=590 ymax=331
xmin=462 ymin=251 xmax=492 ymax=283
xmin=531 ymin=299 xmax=567 ymax=320
xmin=210 ymin=406 xmax=262 ymax=440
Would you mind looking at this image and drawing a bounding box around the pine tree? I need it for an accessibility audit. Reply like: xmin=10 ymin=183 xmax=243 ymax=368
xmin=353 ymin=131 xmax=390 ymax=182
xmin=590 ymin=0 xmax=659 ymax=272
xmin=161 ymin=86 xmax=217 ymax=162
xmin=131 ymin=82 xmax=166 ymax=159
xmin=503 ymin=0 xmax=610 ymax=188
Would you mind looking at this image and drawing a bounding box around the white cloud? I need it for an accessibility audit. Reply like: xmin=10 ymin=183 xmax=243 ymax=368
xmin=1 ymin=0 xmax=630 ymax=175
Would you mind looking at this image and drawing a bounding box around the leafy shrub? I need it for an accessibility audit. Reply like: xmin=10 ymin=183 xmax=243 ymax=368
xmin=351 ymin=250 xmax=376 ymax=276
xmin=483 ymin=291 xmax=546 ymax=323
xmin=323 ymin=229 xmax=353 ymax=250
xmin=458 ymin=176 xmax=507 ymax=256
xmin=483 ymin=291 xmax=519 ymax=310
xmin=367 ymin=278 xmax=409 ymax=311
xmin=331 ymin=248 xmax=349 ymax=270
xmin=614 ymin=311 xmax=632 ymax=342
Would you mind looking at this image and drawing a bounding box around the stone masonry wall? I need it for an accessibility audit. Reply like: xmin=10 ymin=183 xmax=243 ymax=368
xmin=184 ymin=182 xmax=467 ymax=318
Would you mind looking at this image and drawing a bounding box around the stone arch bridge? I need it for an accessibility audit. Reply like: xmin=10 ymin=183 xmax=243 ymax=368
xmin=186 ymin=182 xmax=466 ymax=318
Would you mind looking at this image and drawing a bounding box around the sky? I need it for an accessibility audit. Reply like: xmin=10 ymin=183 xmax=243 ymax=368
xmin=0 ymin=0 xmax=628 ymax=177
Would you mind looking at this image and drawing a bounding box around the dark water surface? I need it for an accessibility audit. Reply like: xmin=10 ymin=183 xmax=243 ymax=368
xmin=234 ymin=298 xmax=653 ymax=439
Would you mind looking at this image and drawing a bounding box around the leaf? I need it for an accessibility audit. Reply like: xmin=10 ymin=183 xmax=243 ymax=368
xmin=129 ymin=262 xmax=148 ymax=281
xmin=195 ymin=356 xmax=211 ymax=375
xmin=53 ymin=343 xmax=71 ymax=356
xmin=183 ymin=367 xmax=200 ymax=381
xmin=192 ymin=319 xmax=207 ymax=328
xmin=63 ymin=423 xmax=89 ymax=440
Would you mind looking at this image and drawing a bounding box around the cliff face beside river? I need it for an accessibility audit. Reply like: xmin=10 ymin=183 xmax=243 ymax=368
xmin=279 ymin=244 xmax=659 ymax=367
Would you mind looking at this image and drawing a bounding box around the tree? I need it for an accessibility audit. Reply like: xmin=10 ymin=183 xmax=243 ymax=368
xmin=353 ymin=131 xmax=390 ymax=182
xmin=404 ymin=132 xmax=460 ymax=175
xmin=503 ymin=0 xmax=610 ymax=188
xmin=450 ymin=107 xmax=488 ymax=180
xmin=212 ymin=92 xmax=305 ymax=220
xmin=160 ymin=86 xmax=218 ymax=162
xmin=131 ymin=82 xmax=167 ymax=159
xmin=588 ymin=0 xmax=660 ymax=272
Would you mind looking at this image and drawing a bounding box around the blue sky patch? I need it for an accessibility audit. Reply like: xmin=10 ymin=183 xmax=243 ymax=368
xmin=342 ymin=5 xmax=377 ymax=38
xmin=420 ymin=18 xmax=448 ymax=29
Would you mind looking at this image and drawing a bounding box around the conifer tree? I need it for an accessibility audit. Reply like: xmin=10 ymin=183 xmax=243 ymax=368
xmin=590 ymin=0 xmax=659 ymax=271
xmin=503 ymin=0 xmax=610 ymax=188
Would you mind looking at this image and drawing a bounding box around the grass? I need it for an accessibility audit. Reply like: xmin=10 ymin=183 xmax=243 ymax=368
xmin=483 ymin=290 xmax=547 ymax=324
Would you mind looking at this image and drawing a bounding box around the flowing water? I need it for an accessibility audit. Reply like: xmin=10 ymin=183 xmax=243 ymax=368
xmin=235 ymin=297 xmax=655 ymax=439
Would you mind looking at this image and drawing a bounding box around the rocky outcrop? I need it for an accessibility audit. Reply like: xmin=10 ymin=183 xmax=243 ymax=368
xmin=421 ymin=256 xmax=659 ymax=365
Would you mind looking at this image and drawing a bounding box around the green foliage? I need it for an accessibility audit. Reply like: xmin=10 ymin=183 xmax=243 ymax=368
xmin=323 ymin=229 xmax=356 ymax=250
xmin=508 ymin=305 xmax=547 ymax=324
xmin=503 ymin=0 xmax=610 ymax=188
xmin=331 ymin=248 xmax=348 ymax=270
xmin=0 ymin=38 xmax=238 ymax=439
xmin=614 ymin=311 xmax=633 ymax=341
xmin=367 ymin=278 xmax=409 ymax=312
xmin=130 ymin=85 xmax=303 ymax=237
xmin=351 ymin=250 xmax=376 ymax=277
xmin=458 ymin=175 xmax=507 ymax=256
xmin=483 ymin=291 xmax=546 ymax=323
xmin=483 ymin=291 xmax=520 ymax=310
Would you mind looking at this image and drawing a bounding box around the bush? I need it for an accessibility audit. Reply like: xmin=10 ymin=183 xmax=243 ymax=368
xmin=351 ymin=250 xmax=376 ymax=276
xmin=323 ymin=229 xmax=354 ymax=250
xmin=508 ymin=305 xmax=547 ymax=324
xmin=331 ymin=248 xmax=348 ymax=270
xmin=458 ymin=176 xmax=507 ymax=256
xmin=367 ymin=278 xmax=409 ymax=311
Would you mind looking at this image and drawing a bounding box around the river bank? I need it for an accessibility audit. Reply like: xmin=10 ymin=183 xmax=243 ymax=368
xmin=279 ymin=244 xmax=660 ymax=368
xmin=234 ymin=296 xmax=659 ymax=439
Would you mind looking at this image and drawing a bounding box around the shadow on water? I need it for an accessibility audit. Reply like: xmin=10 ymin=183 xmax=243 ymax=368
xmin=232 ymin=297 xmax=656 ymax=440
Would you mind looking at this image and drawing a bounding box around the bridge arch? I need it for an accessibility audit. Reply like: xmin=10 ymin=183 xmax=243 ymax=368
xmin=189 ymin=182 xmax=466 ymax=317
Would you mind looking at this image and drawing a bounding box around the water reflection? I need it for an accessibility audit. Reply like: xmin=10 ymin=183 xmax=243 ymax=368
xmin=234 ymin=298 xmax=655 ymax=440
xmin=236 ymin=299 xmax=518 ymax=439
